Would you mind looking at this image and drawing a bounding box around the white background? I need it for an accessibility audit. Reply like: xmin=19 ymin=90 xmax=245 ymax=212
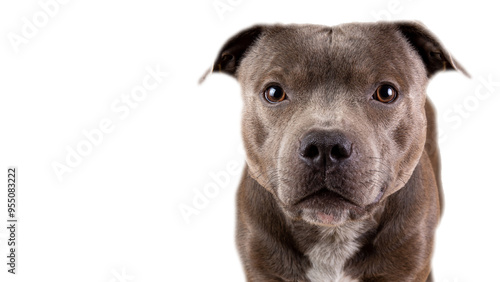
xmin=0 ymin=0 xmax=499 ymax=281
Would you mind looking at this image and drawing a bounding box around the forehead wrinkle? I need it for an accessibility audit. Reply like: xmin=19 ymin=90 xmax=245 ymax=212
xmin=266 ymin=27 xmax=338 ymax=85
xmin=326 ymin=25 xmax=420 ymax=92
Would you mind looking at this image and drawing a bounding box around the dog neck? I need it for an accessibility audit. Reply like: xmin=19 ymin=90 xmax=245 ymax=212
xmin=302 ymin=222 xmax=371 ymax=282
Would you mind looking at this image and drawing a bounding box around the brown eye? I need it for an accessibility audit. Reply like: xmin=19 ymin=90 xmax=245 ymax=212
xmin=264 ymin=85 xmax=286 ymax=103
xmin=374 ymin=84 xmax=398 ymax=103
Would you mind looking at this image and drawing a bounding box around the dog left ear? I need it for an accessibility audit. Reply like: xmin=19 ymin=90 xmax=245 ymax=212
xmin=395 ymin=22 xmax=470 ymax=78
xmin=199 ymin=25 xmax=265 ymax=84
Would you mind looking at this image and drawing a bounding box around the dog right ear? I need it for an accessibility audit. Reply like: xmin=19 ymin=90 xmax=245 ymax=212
xmin=199 ymin=25 xmax=265 ymax=84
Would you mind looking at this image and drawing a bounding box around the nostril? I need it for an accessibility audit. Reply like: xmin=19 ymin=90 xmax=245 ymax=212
xmin=299 ymin=130 xmax=353 ymax=169
xmin=302 ymin=144 xmax=320 ymax=159
xmin=331 ymin=143 xmax=351 ymax=159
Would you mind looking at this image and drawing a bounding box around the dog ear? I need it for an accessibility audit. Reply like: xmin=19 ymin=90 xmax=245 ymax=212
xmin=199 ymin=25 xmax=265 ymax=83
xmin=396 ymin=22 xmax=469 ymax=78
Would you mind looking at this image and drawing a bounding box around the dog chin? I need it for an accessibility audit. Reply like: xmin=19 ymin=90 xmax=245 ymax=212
xmin=295 ymin=204 xmax=376 ymax=226
xmin=299 ymin=208 xmax=350 ymax=226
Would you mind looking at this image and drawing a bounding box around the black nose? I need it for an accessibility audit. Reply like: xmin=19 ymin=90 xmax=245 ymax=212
xmin=299 ymin=130 xmax=353 ymax=170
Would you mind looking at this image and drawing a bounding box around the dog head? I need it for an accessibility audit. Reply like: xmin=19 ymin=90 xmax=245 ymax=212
xmin=204 ymin=22 xmax=466 ymax=226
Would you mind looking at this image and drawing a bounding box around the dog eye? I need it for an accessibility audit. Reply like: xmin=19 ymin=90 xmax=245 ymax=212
xmin=373 ymin=84 xmax=398 ymax=103
xmin=264 ymin=85 xmax=287 ymax=103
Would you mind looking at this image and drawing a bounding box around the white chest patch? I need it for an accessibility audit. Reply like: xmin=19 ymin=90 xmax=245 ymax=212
xmin=305 ymin=223 xmax=366 ymax=282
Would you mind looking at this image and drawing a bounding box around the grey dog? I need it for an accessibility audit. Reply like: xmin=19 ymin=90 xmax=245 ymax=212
xmin=202 ymin=21 xmax=467 ymax=281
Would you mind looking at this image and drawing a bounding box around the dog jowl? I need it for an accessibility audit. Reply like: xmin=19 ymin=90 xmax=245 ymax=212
xmin=203 ymin=22 xmax=467 ymax=281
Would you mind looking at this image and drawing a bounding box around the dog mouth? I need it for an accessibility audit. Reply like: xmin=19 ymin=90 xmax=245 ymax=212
xmin=289 ymin=185 xmax=387 ymax=226
xmin=295 ymin=188 xmax=361 ymax=209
